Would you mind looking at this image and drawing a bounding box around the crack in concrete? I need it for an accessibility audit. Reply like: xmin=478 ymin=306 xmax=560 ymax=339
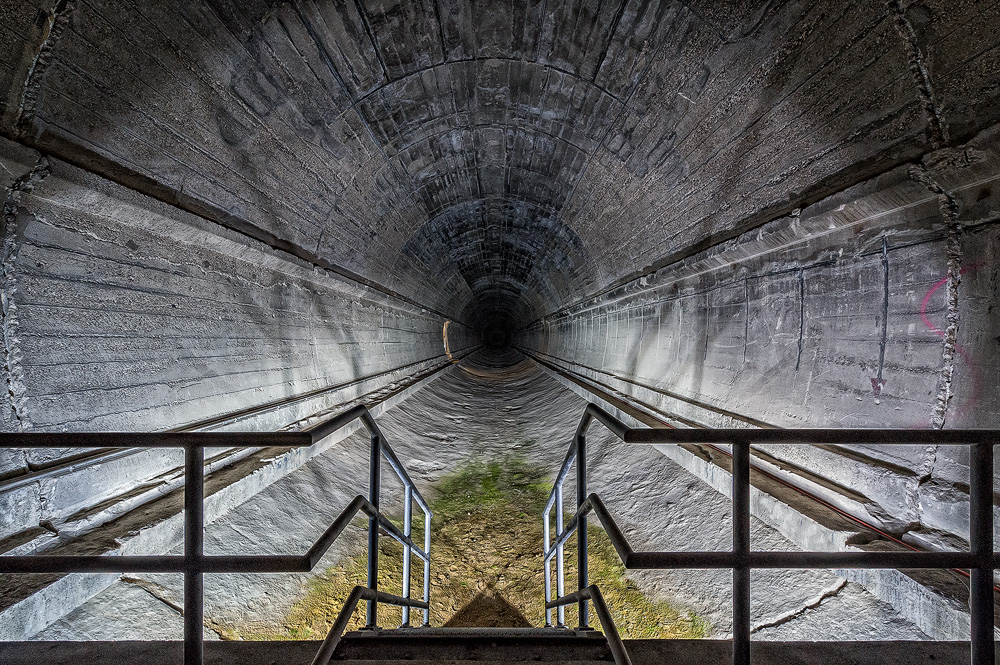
xmin=2 ymin=157 xmax=50 ymax=431
xmin=15 ymin=0 xmax=78 ymax=137
xmin=909 ymin=162 xmax=962 ymax=429
xmin=749 ymin=578 xmax=848 ymax=634
xmin=888 ymin=0 xmax=949 ymax=149
xmin=121 ymin=576 xmax=184 ymax=616
xmin=121 ymin=576 xmax=227 ymax=640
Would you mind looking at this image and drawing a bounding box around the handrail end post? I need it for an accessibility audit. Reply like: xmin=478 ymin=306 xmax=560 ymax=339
xmin=183 ymin=444 xmax=205 ymax=665
xmin=576 ymin=431 xmax=590 ymax=630
xmin=365 ymin=432 xmax=381 ymax=630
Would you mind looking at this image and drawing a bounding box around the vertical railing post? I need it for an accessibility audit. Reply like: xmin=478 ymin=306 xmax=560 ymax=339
xmin=401 ymin=485 xmax=413 ymax=627
xmin=366 ymin=432 xmax=380 ymax=629
xmin=732 ymin=441 xmax=751 ymax=665
xmin=555 ymin=483 xmax=566 ymax=627
xmin=184 ymin=444 xmax=204 ymax=665
xmin=969 ymin=440 xmax=994 ymax=665
xmin=544 ymin=507 xmax=553 ymax=627
xmin=577 ymin=430 xmax=590 ymax=629
xmin=422 ymin=508 xmax=431 ymax=626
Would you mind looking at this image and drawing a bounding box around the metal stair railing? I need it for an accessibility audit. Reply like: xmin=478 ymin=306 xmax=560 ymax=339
xmin=543 ymin=402 xmax=999 ymax=665
xmin=0 ymin=404 xmax=431 ymax=665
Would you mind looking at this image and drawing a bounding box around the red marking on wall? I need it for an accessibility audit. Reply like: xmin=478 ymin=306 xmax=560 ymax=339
xmin=919 ymin=265 xmax=982 ymax=420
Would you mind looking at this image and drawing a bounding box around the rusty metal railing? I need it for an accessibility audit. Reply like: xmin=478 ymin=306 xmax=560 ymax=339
xmin=0 ymin=404 xmax=431 ymax=665
xmin=543 ymin=403 xmax=998 ymax=665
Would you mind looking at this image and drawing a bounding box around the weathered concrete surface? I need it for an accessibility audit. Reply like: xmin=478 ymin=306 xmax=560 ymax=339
xmin=529 ymin=352 xmax=980 ymax=640
xmin=520 ymin=123 xmax=1000 ymax=556
xmin=0 ymin=0 xmax=997 ymax=551
xmin=0 ymin=0 xmax=998 ymax=649
xmin=2 ymin=1 xmax=998 ymax=336
xmin=0 ymin=134 xmax=472 ymax=547
xmin=0 ymin=351 xmax=460 ymax=641
xmin=28 ymin=582 xmax=219 ymax=642
xmin=33 ymin=353 xmax=929 ymax=641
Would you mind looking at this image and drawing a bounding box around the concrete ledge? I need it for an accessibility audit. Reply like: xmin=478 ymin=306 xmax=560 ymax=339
xmin=0 ymin=640 xmax=989 ymax=665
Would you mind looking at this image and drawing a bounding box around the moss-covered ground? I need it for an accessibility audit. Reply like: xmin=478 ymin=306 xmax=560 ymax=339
xmin=221 ymin=452 xmax=709 ymax=640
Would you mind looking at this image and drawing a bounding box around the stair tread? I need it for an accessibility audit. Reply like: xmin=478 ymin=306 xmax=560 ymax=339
xmin=345 ymin=627 xmax=603 ymax=638
xmin=334 ymin=661 xmax=610 ymax=664
xmin=333 ymin=629 xmax=613 ymax=662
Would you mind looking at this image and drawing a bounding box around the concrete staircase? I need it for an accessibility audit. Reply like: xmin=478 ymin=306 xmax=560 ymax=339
xmin=331 ymin=627 xmax=613 ymax=664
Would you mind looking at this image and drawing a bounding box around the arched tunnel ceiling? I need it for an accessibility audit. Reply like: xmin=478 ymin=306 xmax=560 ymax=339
xmin=236 ymin=0 xmax=685 ymax=332
xmin=3 ymin=0 xmax=983 ymax=334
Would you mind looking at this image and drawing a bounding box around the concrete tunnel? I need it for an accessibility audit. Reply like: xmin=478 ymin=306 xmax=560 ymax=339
xmin=1 ymin=0 xmax=1000 ymax=657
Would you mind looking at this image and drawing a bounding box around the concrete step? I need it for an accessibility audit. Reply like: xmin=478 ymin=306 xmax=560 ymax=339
xmin=332 ymin=628 xmax=613 ymax=662
xmin=334 ymin=661 xmax=609 ymax=664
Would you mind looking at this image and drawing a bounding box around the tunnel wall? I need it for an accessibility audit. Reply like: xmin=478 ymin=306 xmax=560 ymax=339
xmin=507 ymin=0 xmax=1000 ymax=555
xmin=0 ymin=0 xmax=996 ymax=563
xmin=520 ymin=124 xmax=1000 ymax=550
xmin=0 ymin=136 xmax=473 ymax=541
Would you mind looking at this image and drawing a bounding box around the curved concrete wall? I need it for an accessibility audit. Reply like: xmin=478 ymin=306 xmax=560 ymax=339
xmin=0 ymin=0 xmax=997 ymax=572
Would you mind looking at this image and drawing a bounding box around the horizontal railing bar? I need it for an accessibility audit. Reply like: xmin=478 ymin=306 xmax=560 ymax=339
xmin=545 ymin=542 xmax=990 ymax=571
xmin=547 ymin=492 xmax=1000 ymax=570
xmin=0 ymin=492 xmax=428 ymax=574
xmin=623 ymin=428 xmax=999 ymax=445
xmin=622 ymin=551 xmax=990 ymax=569
xmin=0 ymin=432 xmax=312 ymax=449
xmin=201 ymin=555 xmax=307 ymax=573
xmin=0 ymin=555 xmax=187 ymax=574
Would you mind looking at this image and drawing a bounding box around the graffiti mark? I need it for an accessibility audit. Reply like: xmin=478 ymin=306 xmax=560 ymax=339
xmin=919 ymin=265 xmax=982 ymax=419
xmin=795 ymin=269 xmax=805 ymax=371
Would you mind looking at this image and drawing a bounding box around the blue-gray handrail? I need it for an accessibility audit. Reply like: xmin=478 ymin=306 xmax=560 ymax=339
xmin=0 ymin=404 xmax=432 ymax=665
xmin=543 ymin=403 xmax=998 ymax=665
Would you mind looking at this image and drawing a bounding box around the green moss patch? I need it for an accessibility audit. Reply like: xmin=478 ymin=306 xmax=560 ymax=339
xmin=222 ymin=452 xmax=709 ymax=640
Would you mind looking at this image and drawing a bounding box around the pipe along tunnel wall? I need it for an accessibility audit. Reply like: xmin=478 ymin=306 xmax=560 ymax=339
xmin=0 ymin=0 xmax=999 ymax=642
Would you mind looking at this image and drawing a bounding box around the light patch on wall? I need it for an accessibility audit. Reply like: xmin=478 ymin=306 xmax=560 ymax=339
xmin=443 ymin=320 xmax=453 ymax=362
